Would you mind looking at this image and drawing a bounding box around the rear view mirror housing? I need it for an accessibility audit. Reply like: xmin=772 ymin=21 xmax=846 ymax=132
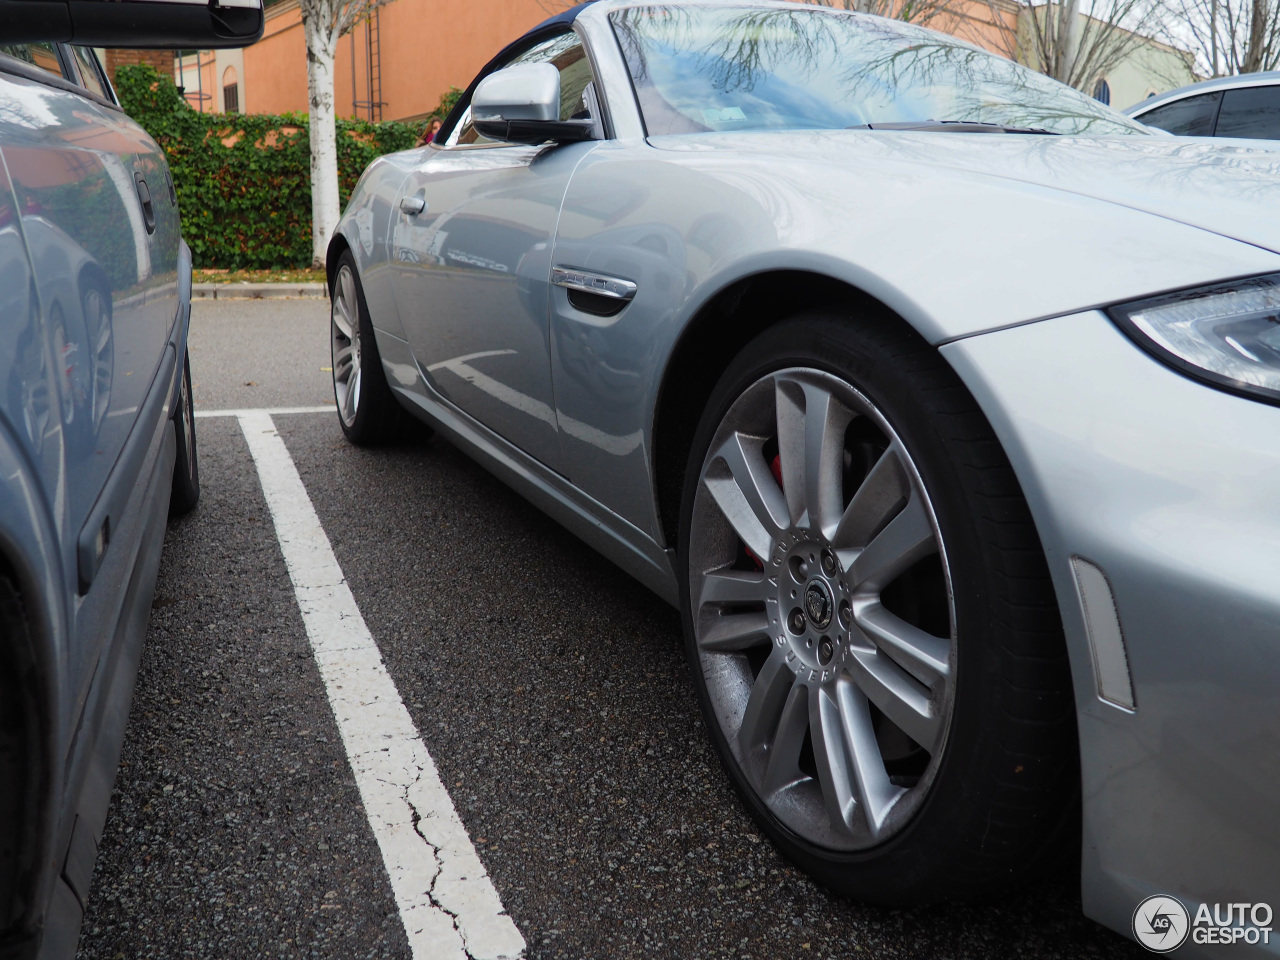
xmin=0 ymin=0 xmax=264 ymax=48
xmin=471 ymin=62 xmax=595 ymax=145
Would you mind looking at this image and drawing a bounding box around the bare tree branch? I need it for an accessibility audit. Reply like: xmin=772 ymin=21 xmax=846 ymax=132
xmin=1164 ymin=0 xmax=1280 ymax=74
xmin=979 ymin=0 xmax=1172 ymax=90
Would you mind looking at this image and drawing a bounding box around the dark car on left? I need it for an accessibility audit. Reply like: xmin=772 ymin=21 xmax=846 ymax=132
xmin=0 ymin=3 xmax=262 ymax=958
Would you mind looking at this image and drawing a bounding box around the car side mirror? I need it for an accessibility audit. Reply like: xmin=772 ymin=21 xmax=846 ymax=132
xmin=0 ymin=0 xmax=264 ymax=48
xmin=471 ymin=62 xmax=595 ymax=145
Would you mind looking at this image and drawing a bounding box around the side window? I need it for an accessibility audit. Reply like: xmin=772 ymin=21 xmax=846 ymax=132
xmin=1215 ymin=85 xmax=1280 ymax=140
xmin=69 ymin=46 xmax=112 ymax=102
xmin=445 ymin=105 xmax=493 ymax=147
xmin=0 ymin=43 xmax=67 ymax=79
xmin=444 ymin=32 xmax=599 ymax=147
xmin=1136 ymin=92 xmax=1222 ymax=136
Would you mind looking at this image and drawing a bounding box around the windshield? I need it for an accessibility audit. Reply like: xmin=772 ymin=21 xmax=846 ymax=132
xmin=610 ymin=5 xmax=1147 ymax=137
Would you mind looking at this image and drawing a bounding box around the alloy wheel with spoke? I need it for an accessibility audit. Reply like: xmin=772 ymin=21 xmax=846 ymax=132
xmin=689 ymin=367 xmax=955 ymax=851
xmin=328 ymin=250 xmax=422 ymax=447
xmin=331 ymin=263 xmax=363 ymax=428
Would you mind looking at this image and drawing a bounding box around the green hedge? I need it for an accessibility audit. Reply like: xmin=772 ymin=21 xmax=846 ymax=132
xmin=115 ymin=64 xmax=419 ymax=269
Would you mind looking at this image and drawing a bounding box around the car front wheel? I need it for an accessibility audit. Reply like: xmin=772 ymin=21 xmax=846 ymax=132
xmin=679 ymin=310 xmax=1077 ymax=903
xmin=330 ymin=251 xmax=414 ymax=446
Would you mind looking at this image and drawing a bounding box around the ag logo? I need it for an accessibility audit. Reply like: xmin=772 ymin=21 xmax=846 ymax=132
xmin=1134 ymin=895 xmax=1190 ymax=953
xmin=804 ymin=581 xmax=833 ymax=629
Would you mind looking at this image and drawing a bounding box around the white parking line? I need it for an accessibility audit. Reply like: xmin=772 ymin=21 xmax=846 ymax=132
xmin=237 ymin=411 xmax=526 ymax=960
xmin=196 ymin=405 xmax=335 ymax=419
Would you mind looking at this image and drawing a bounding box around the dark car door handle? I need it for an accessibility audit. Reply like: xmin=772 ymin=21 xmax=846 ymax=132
xmin=134 ymin=173 xmax=156 ymax=234
xmin=400 ymin=196 xmax=426 ymax=215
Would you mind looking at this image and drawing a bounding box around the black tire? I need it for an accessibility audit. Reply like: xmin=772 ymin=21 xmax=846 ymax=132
xmin=329 ymin=250 xmax=415 ymax=446
xmin=678 ymin=309 xmax=1077 ymax=904
xmin=0 ymin=576 xmax=40 ymax=937
xmin=170 ymin=350 xmax=199 ymax=517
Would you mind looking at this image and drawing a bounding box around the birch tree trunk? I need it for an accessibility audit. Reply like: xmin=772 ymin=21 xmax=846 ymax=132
xmin=1048 ymin=0 xmax=1082 ymax=83
xmin=1061 ymin=0 xmax=1084 ymax=82
xmin=301 ymin=3 xmax=340 ymax=269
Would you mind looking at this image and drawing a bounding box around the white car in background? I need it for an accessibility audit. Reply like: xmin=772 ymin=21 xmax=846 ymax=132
xmin=1126 ymin=70 xmax=1280 ymax=139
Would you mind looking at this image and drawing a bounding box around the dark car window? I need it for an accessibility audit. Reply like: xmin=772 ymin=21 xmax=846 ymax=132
xmin=1136 ymin=92 xmax=1222 ymax=136
xmin=1215 ymin=85 xmax=1280 ymax=140
xmin=447 ymin=32 xmax=599 ymax=146
xmin=69 ymin=46 xmax=112 ymax=102
xmin=0 ymin=43 xmax=66 ymax=79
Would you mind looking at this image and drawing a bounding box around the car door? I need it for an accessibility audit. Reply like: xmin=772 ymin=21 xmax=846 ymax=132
xmin=389 ymin=31 xmax=602 ymax=469
xmin=0 ymin=44 xmax=177 ymax=712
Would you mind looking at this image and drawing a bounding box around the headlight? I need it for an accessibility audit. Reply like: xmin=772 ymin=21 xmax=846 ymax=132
xmin=1108 ymin=273 xmax=1280 ymax=405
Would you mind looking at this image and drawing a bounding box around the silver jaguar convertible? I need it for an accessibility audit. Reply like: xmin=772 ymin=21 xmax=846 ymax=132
xmin=328 ymin=0 xmax=1280 ymax=950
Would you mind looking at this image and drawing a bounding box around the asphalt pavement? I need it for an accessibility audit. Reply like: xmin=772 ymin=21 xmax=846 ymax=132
xmin=74 ymin=299 xmax=1147 ymax=960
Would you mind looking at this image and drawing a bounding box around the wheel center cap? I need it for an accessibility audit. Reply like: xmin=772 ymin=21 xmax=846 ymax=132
xmin=804 ymin=579 xmax=834 ymax=630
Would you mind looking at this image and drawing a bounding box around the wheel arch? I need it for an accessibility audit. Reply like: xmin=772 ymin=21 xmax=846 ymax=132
xmin=651 ymin=269 xmax=905 ymax=550
xmin=0 ymin=493 xmax=64 ymax=943
xmin=325 ymin=232 xmax=352 ymax=295
xmin=76 ymin=260 xmax=111 ymax=300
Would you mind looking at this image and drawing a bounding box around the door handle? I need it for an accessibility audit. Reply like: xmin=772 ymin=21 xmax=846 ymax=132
xmin=551 ymin=267 xmax=637 ymax=301
xmin=400 ymin=196 xmax=426 ymax=215
xmin=134 ymin=173 xmax=156 ymax=235
xmin=552 ymin=267 xmax=637 ymax=318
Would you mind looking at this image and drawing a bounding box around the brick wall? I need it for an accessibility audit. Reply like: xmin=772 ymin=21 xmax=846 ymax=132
xmin=103 ymin=49 xmax=174 ymax=84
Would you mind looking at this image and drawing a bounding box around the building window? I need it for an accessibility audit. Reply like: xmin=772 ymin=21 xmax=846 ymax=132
xmin=223 ymin=65 xmax=239 ymax=113
xmin=1093 ymin=78 xmax=1111 ymax=106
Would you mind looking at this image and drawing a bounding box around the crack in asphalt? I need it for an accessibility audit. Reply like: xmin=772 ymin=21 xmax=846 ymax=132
xmin=402 ymin=766 xmax=480 ymax=960
xmin=238 ymin=411 xmax=525 ymax=960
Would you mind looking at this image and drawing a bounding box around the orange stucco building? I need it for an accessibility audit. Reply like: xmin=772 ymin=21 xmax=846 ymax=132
xmin=237 ymin=0 xmax=558 ymax=123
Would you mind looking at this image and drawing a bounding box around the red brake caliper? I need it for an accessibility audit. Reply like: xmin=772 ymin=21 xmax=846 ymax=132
xmin=743 ymin=453 xmax=784 ymax=571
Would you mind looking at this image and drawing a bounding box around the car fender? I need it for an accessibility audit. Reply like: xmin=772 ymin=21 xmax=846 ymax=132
xmin=331 ymin=153 xmax=419 ymax=340
xmin=546 ymin=137 xmax=1280 ymax=542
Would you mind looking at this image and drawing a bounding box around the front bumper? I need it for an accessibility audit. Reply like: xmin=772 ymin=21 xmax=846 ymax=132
xmin=941 ymin=310 xmax=1280 ymax=957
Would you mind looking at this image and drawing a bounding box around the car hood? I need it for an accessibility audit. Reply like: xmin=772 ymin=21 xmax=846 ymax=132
xmin=649 ymin=131 xmax=1280 ymax=256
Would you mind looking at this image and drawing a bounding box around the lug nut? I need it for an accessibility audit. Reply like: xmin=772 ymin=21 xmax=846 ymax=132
xmin=821 ymin=551 xmax=837 ymax=575
xmin=819 ymin=638 xmax=834 ymax=665
xmin=788 ymin=609 xmax=806 ymax=634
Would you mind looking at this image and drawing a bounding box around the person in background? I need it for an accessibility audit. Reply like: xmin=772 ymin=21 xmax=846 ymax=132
xmin=416 ymin=118 xmax=442 ymax=147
